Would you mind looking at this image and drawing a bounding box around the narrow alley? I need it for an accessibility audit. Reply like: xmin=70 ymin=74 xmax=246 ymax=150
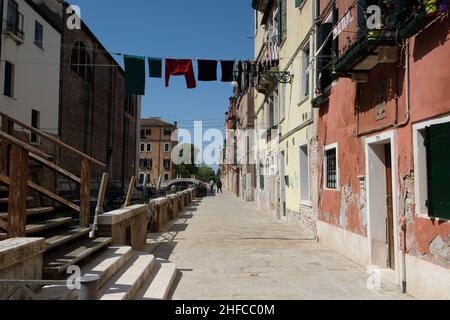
xmin=147 ymin=193 xmax=413 ymax=300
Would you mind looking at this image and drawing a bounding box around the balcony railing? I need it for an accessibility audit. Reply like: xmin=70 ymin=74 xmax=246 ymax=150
xmin=398 ymin=0 xmax=449 ymax=39
xmin=334 ymin=4 xmax=398 ymax=74
xmin=4 ymin=9 xmax=24 ymax=42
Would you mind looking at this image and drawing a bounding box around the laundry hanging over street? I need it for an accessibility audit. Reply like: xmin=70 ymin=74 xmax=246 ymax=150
xmin=123 ymin=54 xmax=281 ymax=94
xmin=0 ymin=0 xmax=449 ymax=306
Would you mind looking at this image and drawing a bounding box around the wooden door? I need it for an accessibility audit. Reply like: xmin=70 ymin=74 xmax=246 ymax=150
xmin=384 ymin=144 xmax=395 ymax=269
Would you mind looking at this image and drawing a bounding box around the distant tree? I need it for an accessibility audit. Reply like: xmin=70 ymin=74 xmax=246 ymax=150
xmin=196 ymin=165 xmax=216 ymax=182
xmin=174 ymin=143 xmax=200 ymax=178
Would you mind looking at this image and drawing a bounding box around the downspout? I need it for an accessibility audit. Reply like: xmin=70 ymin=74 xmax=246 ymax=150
xmin=395 ymin=39 xmax=411 ymax=129
xmin=397 ymin=39 xmax=411 ymax=295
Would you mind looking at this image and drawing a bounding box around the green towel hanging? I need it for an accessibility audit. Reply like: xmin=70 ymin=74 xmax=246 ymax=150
xmin=148 ymin=57 xmax=162 ymax=78
xmin=124 ymin=55 xmax=146 ymax=95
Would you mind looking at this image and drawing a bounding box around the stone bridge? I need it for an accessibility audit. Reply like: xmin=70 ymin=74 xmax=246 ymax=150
xmin=160 ymin=178 xmax=203 ymax=189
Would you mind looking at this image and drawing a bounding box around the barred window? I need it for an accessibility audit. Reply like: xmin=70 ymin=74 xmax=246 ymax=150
xmin=325 ymin=147 xmax=337 ymax=189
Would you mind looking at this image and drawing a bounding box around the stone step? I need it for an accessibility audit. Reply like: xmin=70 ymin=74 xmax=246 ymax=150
xmin=26 ymin=217 xmax=72 ymax=235
xmin=81 ymin=246 xmax=133 ymax=290
xmin=0 ymin=196 xmax=33 ymax=204
xmin=43 ymin=237 xmax=112 ymax=277
xmin=0 ymin=207 xmax=54 ymax=220
xmin=45 ymin=227 xmax=91 ymax=251
xmin=136 ymin=258 xmax=177 ymax=300
xmin=99 ymin=252 xmax=155 ymax=300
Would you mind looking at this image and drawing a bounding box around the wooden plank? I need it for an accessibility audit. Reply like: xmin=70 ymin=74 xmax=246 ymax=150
xmin=0 ymin=219 xmax=7 ymax=232
xmin=27 ymin=181 xmax=80 ymax=213
xmin=0 ymin=207 xmax=54 ymax=219
xmin=92 ymin=173 xmax=108 ymax=238
xmin=26 ymin=217 xmax=72 ymax=234
xmin=0 ymin=197 xmax=33 ymax=204
xmin=44 ymin=237 xmax=112 ymax=275
xmin=123 ymin=176 xmax=136 ymax=208
xmin=29 ymin=153 xmax=81 ymax=184
xmin=80 ymin=158 xmax=91 ymax=228
xmin=0 ymin=116 xmax=12 ymax=176
xmin=0 ymin=111 xmax=106 ymax=169
xmin=0 ymin=130 xmax=51 ymax=160
xmin=0 ymin=174 xmax=80 ymax=213
xmin=45 ymin=227 xmax=91 ymax=251
xmin=7 ymin=145 xmax=28 ymax=238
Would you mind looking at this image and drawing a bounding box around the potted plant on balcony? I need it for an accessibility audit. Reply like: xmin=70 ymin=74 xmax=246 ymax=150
xmin=423 ymin=0 xmax=439 ymax=14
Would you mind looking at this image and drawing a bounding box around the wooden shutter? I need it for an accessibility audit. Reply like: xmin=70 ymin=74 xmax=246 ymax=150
xmin=425 ymin=122 xmax=450 ymax=220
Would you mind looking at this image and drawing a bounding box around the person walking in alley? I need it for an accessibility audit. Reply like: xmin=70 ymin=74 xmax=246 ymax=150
xmin=217 ymin=179 xmax=223 ymax=194
xmin=209 ymin=180 xmax=215 ymax=196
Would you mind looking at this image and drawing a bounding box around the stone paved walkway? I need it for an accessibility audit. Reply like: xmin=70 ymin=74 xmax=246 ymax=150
xmin=147 ymin=192 xmax=413 ymax=300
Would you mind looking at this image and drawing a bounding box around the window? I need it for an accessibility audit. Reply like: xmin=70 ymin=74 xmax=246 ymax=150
xmin=34 ymin=21 xmax=43 ymax=48
xmin=139 ymin=173 xmax=144 ymax=184
xmin=259 ymin=162 xmax=265 ymax=190
xmin=280 ymin=83 xmax=286 ymax=121
xmin=300 ymin=145 xmax=310 ymax=202
xmin=295 ymin=0 xmax=305 ymax=8
xmin=316 ymin=8 xmax=338 ymax=93
xmin=164 ymin=143 xmax=170 ymax=153
xmin=163 ymin=159 xmax=171 ymax=169
xmin=31 ymin=110 xmax=40 ymax=144
xmin=146 ymin=129 xmax=152 ymax=136
xmin=139 ymin=159 xmax=144 ymax=167
xmin=6 ymin=0 xmax=23 ymax=39
xmin=4 ymin=61 xmax=14 ymax=97
xmin=276 ymin=0 xmax=287 ymax=44
xmin=302 ymin=44 xmax=310 ymax=99
xmin=164 ymin=174 xmax=169 ymax=181
xmin=70 ymin=41 xmax=93 ymax=82
xmin=325 ymin=144 xmax=338 ymax=189
xmin=414 ymin=121 xmax=450 ymax=220
xmin=140 ymin=129 xmax=145 ymax=139
xmin=164 ymin=128 xmax=172 ymax=136
xmin=147 ymin=143 xmax=152 ymax=152
xmin=140 ymin=143 xmax=145 ymax=152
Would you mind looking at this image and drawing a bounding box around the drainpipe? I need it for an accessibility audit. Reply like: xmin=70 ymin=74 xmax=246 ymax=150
xmin=395 ymin=39 xmax=411 ymax=129
xmin=398 ymin=39 xmax=411 ymax=295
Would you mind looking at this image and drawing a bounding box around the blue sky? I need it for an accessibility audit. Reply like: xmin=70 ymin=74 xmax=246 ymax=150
xmin=73 ymin=0 xmax=254 ymax=143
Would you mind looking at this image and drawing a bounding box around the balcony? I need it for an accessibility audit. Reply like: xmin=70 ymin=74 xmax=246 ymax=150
xmin=334 ymin=4 xmax=398 ymax=76
xmin=4 ymin=10 xmax=24 ymax=44
xmin=398 ymin=0 xmax=449 ymax=40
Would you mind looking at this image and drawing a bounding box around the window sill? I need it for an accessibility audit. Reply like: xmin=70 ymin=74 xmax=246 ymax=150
xmin=34 ymin=42 xmax=44 ymax=51
xmin=300 ymin=200 xmax=312 ymax=208
xmin=324 ymin=187 xmax=340 ymax=192
xmin=297 ymin=96 xmax=310 ymax=107
xmin=416 ymin=213 xmax=449 ymax=222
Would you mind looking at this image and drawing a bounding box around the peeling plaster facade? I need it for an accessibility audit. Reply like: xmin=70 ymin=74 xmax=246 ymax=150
xmin=316 ymin=0 xmax=450 ymax=300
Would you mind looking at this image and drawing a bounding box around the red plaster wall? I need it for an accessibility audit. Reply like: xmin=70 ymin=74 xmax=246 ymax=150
xmin=317 ymin=3 xmax=450 ymax=263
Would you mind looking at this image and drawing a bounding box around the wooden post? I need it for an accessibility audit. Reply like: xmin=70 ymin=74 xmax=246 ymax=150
xmin=8 ymin=145 xmax=28 ymax=238
xmin=80 ymin=158 xmax=92 ymax=228
xmin=0 ymin=116 xmax=13 ymax=175
xmin=91 ymin=173 xmax=108 ymax=238
xmin=123 ymin=176 xmax=136 ymax=208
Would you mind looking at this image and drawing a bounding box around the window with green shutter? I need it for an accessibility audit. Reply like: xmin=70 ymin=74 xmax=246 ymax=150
xmin=277 ymin=0 xmax=287 ymax=44
xmin=425 ymin=122 xmax=450 ymax=220
xmin=295 ymin=0 xmax=304 ymax=8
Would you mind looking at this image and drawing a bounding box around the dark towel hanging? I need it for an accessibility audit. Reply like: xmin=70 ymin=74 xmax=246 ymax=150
xmin=197 ymin=60 xmax=218 ymax=81
xmin=220 ymin=60 xmax=235 ymax=82
xmin=148 ymin=57 xmax=162 ymax=78
xmin=124 ymin=55 xmax=146 ymax=95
